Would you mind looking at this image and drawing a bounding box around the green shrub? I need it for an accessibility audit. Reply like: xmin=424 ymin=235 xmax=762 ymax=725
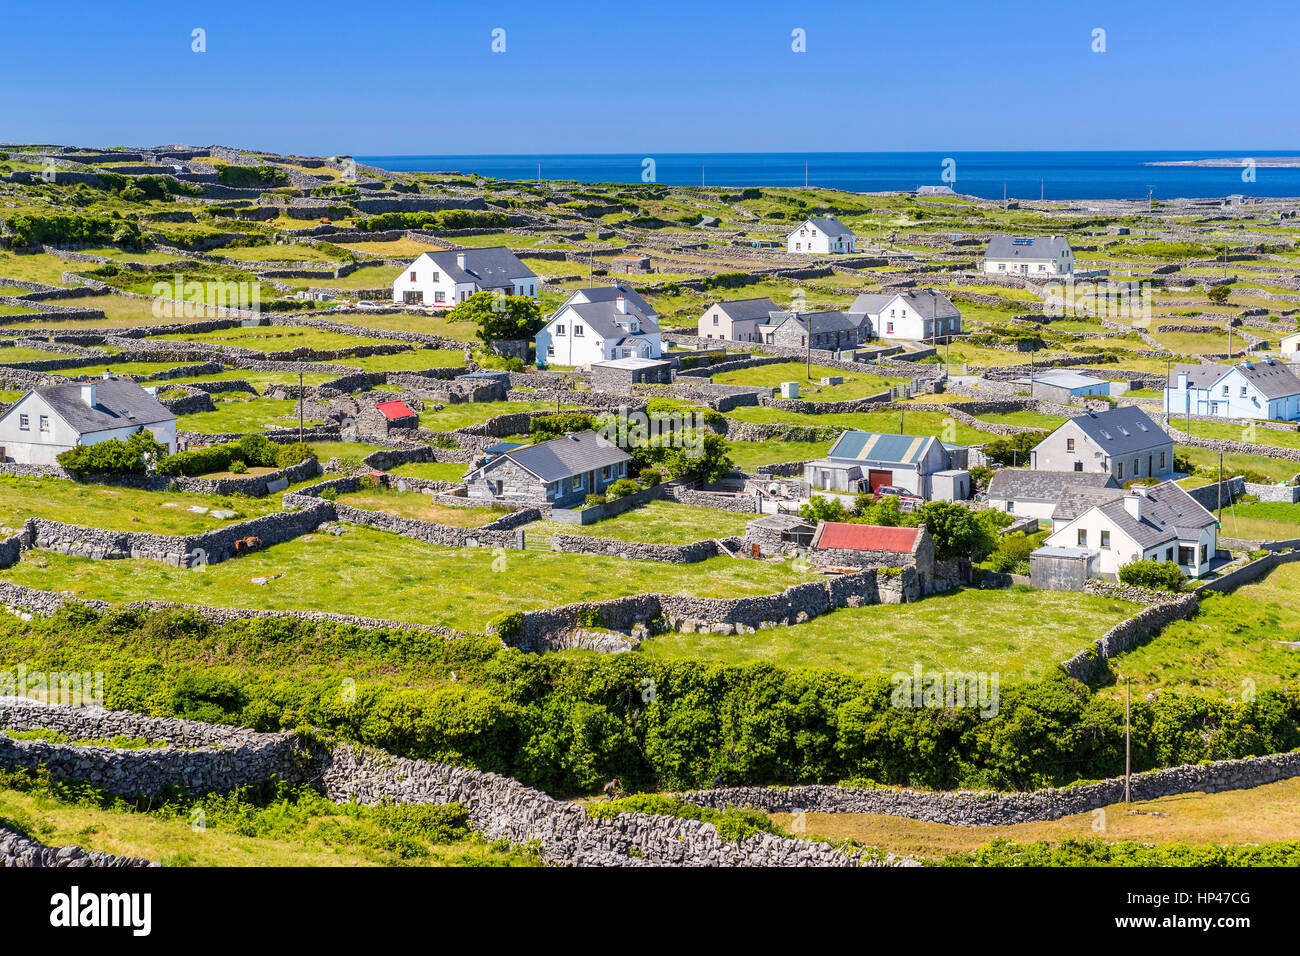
xmin=585 ymin=494 xmax=607 ymax=506
xmin=56 ymin=431 xmax=169 ymax=475
xmin=1118 ymin=559 xmax=1185 ymax=592
xmin=638 ymin=468 xmax=662 ymax=487
xmin=605 ymin=478 xmax=640 ymax=500
xmin=274 ymin=443 xmax=314 ymax=469
xmin=587 ymin=794 xmax=786 ymax=842
xmin=229 ymin=459 xmax=248 ymax=474
xmin=214 ymin=163 xmax=290 ymax=188
xmin=491 ymin=611 xmax=523 ymax=641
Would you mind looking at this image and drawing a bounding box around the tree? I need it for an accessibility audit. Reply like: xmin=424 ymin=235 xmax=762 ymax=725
xmin=1206 ymin=284 xmax=1231 ymax=305
xmin=982 ymin=432 xmax=1046 ymax=467
xmin=798 ymin=495 xmax=853 ymax=524
xmin=445 ymin=291 xmax=543 ymax=347
xmin=56 ymin=430 xmax=168 ymax=475
xmin=911 ymin=501 xmax=996 ymax=560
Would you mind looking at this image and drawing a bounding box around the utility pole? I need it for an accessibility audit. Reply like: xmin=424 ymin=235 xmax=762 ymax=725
xmin=1040 ymin=178 xmax=1044 ymax=201
xmin=1124 ymin=676 xmax=1132 ymax=807
xmin=1165 ymin=354 xmax=1172 ymax=417
xmin=805 ymin=160 xmax=808 ymax=188
xmin=537 ymin=162 xmax=541 ymax=183
xmin=1219 ymin=449 xmax=1225 ymax=520
xmin=1146 ymin=185 xmax=1154 ymax=214
xmin=1228 ymin=320 xmax=1234 ymax=356
xmin=298 ymin=371 xmax=304 ymax=444
xmin=805 ymin=310 xmax=812 ymax=382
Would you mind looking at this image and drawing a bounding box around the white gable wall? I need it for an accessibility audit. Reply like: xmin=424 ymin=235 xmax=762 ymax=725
xmin=0 ymin=392 xmax=177 ymax=465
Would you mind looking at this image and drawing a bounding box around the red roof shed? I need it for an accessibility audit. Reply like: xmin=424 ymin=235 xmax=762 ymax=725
xmin=813 ymin=522 xmax=920 ymax=553
xmin=376 ymin=399 xmax=415 ymax=421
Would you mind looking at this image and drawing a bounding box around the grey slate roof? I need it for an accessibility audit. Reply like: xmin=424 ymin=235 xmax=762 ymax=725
xmin=763 ymin=310 xmax=856 ymax=335
xmin=1168 ymin=360 xmax=1300 ymax=400
xmin=32 ymin=379 xmax=174 ymax=434
xmin=1067 ymin=407 xmax=1170 ymax=456
xmin=1021 ymin=371 xmax=1107 ymax=390
xmin=564 ymin=283 xmax=657 ymax=319
xmin=712 ymin=297 xmax=781 ymax=321
xmin=1052 ymin=484 xmax=1127 ymax=522
xmin=1093 ymin=482 xmax=1217 ymax=547
xmin=494 ymin=430 xmax=631 ymax=483
xmin=846 ymin=293 xmax=894 ymax=316
xmin=896 ymin=290 xmax=960 ymax=320
xmin=984 ymin=235 xmax=1071 ymax=261
xmin=560 ymin=299 xmax=661 ymax=341
xmin=424 ymin=246 xmax=536 ymax=286
xmin=988 ymin=468 xmax=1118 ymax=502
xmin=786 ymin=216 xmax=854 ymax=239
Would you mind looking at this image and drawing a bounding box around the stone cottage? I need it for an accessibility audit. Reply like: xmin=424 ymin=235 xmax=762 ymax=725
xmin=463 ymin=430 xmax=632 ymax=509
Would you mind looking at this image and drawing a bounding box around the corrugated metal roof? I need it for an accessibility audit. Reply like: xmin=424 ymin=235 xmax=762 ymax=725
xmin=376 ymin=399 xmax=415 ymax=420
xmin=814 ymin=522 xmax=920 ymax=553
xmin=827 ymin=430 xmax=936 ymax=466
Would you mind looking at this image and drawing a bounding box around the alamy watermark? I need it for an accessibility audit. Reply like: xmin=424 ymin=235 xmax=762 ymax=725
xmin=1042 ymin=278 xmax=1151 ymax=320
xmin=151 ymin=273 xmax=261 ymax=319
xmin=890 ymin=664 xmax=1000 ymax=718
xmin=0 ymin=664 xmax=105 ymax=707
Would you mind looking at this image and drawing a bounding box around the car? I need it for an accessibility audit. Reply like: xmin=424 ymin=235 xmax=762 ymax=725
xmin=873 ymin=485 xmax=923 ymax=505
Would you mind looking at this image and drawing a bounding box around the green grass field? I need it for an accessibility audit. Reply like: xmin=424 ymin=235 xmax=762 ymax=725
xmin=386 ymin=461 xmax=471 ymax=482
xmin=156 ymin=327 xmax=401 ymax=352
xmin=727 ymin=439 xmax=831 ymax=472
xmin=341 ymin=348 xmax=465 ymax=372
xmin=418 ymin=400 xmax=580 ymax=432
xmin=178 ymin=396 xmax=320 ymax=434
xmin=525 ymin=500 xmax=754 ymax=544
xmin=0 ymin=525 xmax=819 ymax=632
xmin=336 ymin=488 xmax=507 ymax=526
xmin=1216 ymin=500 xmax=1300 ymax=543
xmin=638 ymin=586 xmax=1138 ymax=681
xmin=0 ymin=476 xmax=282 ymax=535
xmin=726 ymin=405 xmax=994 ymax=445
xmin=974 ymin=410 xmax=1067 ymax=430
xmin=1111 ymin=561 xmax=1300 ymax=698
xmin=711 ymin=362 xmax=903 ymax=401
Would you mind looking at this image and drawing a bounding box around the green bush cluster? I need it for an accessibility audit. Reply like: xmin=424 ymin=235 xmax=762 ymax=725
xmin=7 ymin=212 xmax=142 ymax=248
xmin=1118 ymin=559 xmax=1186 ymax=592
xmin=587 ymin=793 xmax=784 ymax=842
xmin=354 ymin=210 xmax=509 ymax=233
xmin=7 ymin=607 xmax=1299 ymax=796
xmin=214 ymin=163 xmax=290 ymax=187
xmin=56 ymin=431 xmax=169 ymax=475
xmin=155 ymin=436 xmax=311 ymax=477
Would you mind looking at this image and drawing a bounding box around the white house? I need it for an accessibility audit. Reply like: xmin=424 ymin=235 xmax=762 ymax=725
xmin=1280 ymin=331 xmax=1300 ymax=357
xmin=983 ymin=235 xmax=1073 ymax=276
xmin=697 ymin=297 xmax=781 ymax=342
xmin=786 ymin=217 xmax=856 ymax=254
xmin=391 ymin=247 xmax=538 ymax=309
xmin=986 ymin=469 xmax=1118 ymax=522
xmin=1045 ymin=481 xmax=1218 ymax=579
xmin=535 ymin=284 xmax=661 ymax=366
xmin=846 ymin=290 xmax=961 ymax=341
xmin=1031 ymin=407 xmax=1174 ymax=483
xmin=1164 ymin=358 xmax=1300 ymax=422
xmin=0 ymin=378 xmax=177 ymax=465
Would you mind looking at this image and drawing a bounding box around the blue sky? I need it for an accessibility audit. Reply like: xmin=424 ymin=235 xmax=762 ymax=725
xmin=1 ymin=0 xmax=1295 ymax=155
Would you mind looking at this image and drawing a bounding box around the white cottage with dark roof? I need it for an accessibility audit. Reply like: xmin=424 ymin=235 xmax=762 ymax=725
xmin=1044 ymin=480 xmax=1218 ymax=578
xmin=786 ymin=217 xmax=856 ymax=254
xmin=1164 ymin=358 xmax=1300 ymax=421
xmin=847 ymin=290 xmax=961 ymax=341
xmin=1031 ymin=407 xmax=1174 ymax=483
xmin=983 ymin=235 xmax=1074 ymax=276
xmin=535 ymin=284 xmax=661 ymax=366
xmin=391 ymin=247 xmax=538 ymax=308
xmin=0 ymin=378 xmax=176 ymax=465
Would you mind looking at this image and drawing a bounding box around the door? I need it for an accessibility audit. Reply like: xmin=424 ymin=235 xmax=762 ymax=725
xmin=868 ymin=469 xmax=893 ymax=491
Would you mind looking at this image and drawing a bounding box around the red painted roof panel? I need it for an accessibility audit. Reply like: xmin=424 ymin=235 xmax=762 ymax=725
xmin=815 ymin=522 xmax=920 ymax=553
xmin=376 ymin=400 xmax=415 ymax=421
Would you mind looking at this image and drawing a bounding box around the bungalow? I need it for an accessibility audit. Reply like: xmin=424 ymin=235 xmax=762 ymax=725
xmin=786 ymin=217 xmax=856 ymax=254
xmin=1280 ymin=331 xmax=1300 ymax=356
xmin=391 ymin=247 xmax=538 ymax=309
xmin=697 ymin=297 xmax=781 ymax=343
xmin=1044 ymin=480 xmax=1218 ymax=579
xmin=1031 ymin=407 xmax=1174 ymax=483
xmin=806 ymin=430 xmax=970 ymax=500
xmin=758 ymin=310 xmax=866 ymax=352
xmin=847 ymin=290 xmax=961 ymax=342
xmin=1164 ymin=358 xmax=1300 ymax=422
xmin=0 ymin=378 xmax=176 ymax=465
xmin=983 ymin=235 xmax=1074 ymax=276
xmin=463 ymin=430 xmax=632 ymax=508
xmin=535 ymin=284 xmax=661 ymax=366
xmin=986 ymin=468 xmax=1119 ymax=522
xmin=1017 ymin=371 xmax=1111 ymax=403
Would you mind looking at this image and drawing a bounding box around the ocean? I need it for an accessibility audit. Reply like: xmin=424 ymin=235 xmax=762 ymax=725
xmin=356 ymin=151 xmax=1300 ymax=201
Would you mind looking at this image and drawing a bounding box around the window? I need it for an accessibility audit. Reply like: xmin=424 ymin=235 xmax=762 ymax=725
xmin=1240 ymin=386 xmax=1248 ymax=397
xmin=1006 ymin=501 xmax=1015 ymax=513
xmin=409 ymin=271 xmax=416 ymax=281
xmin=1200 ymin=544 xmax=1208 ymax=564
xmin=1074 ymin=461 xmax=1083 ymax=472
xmin=602 ymin=466 xmax=611 ymax=480
xmin=571 ymin=476 xmax=582 ymax=491
xmin=1133 ymin=457 xmax=1140 ymax=475
xmin=573 ymin=324 xmax=584 ymax=337
xmin=1066 ymin=438 xmax=1075 ymax=451
xmin=1222 ymin=385 xmax=1230 ymax=396
xmin=38 ymin=416 xmax=49 ymax=433
xmin=1100 ymin=530 xmax=1111 ymax=549
xmin=886 ymin=322 xmax=894 ymax=334
xmin=18 ymin=414 xmax=29 ymax=431
xmin=1179 ymin=546 xmax=1193 ymax=565
xmin=1077 ymin=529 xmax=1087 ymax=546
xmin=434 ymin=291 xmax=445 ymax=303
xmin=1160 ymin=451 xmax=1167 ymax=468
xmin=998 ymin=263 xmax=1006 ymax=271
xmin=1038 ymin=264 xmax=1046 ymax=271
xmin=546 ymin=345 xmax=555 ymax=357
xmin=1117 ymin=462 xmax=1124 ymax=479
xmin=431 ymin=271 xmax=440 ymax=281
xmin=1165 ymin=547 xmax=1174 ymax=561
xmin=712 ymin=315 xmax=719 ymax=325
xmin=555 ymin=324 xmax=565 ymax=336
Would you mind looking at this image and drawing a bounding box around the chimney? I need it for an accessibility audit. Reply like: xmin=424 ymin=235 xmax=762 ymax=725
xmin=1124 ymin=493 xmax=1143 ymax=522
xmin=456 ymin=252 xmax=466 ymax=269
xmin=1243 ymin=359 xmax=1253 ymax=369
xmin=101 ymin=369 xmax=113 ymax=380
xmin=616 ymin=295 xmax=627 ymax=314
xmin=80 ymin=383 xmax=96 ymax=408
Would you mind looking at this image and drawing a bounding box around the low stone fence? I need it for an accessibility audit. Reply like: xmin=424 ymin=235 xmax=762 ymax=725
xmin=669 ymin=488 xmax=762 ymax=512
xmin=1059 ymin=594 xmax=1200 ymax=683
xmin=678 ymin=749 xmax=1300 ymax=827
xmin=1 ymin=826 xmax=157 ymax=867
xmin=1244 ymin=481 xmax=1300 ymax=503
xmin=1196 ymin=548 xmax=1300 ymax=595
xmin=1161 ymin=417 xmax=1300 ymax=465
xmin=0 ymin=456 xmax=319 ymax=498
xmin=1184 ymin=476 xmax=1245 ymax=511
xmin=549 ymin=534 xmax=739 ymax=564
xmin=24 ymin=502 xmax=333 ymax=567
